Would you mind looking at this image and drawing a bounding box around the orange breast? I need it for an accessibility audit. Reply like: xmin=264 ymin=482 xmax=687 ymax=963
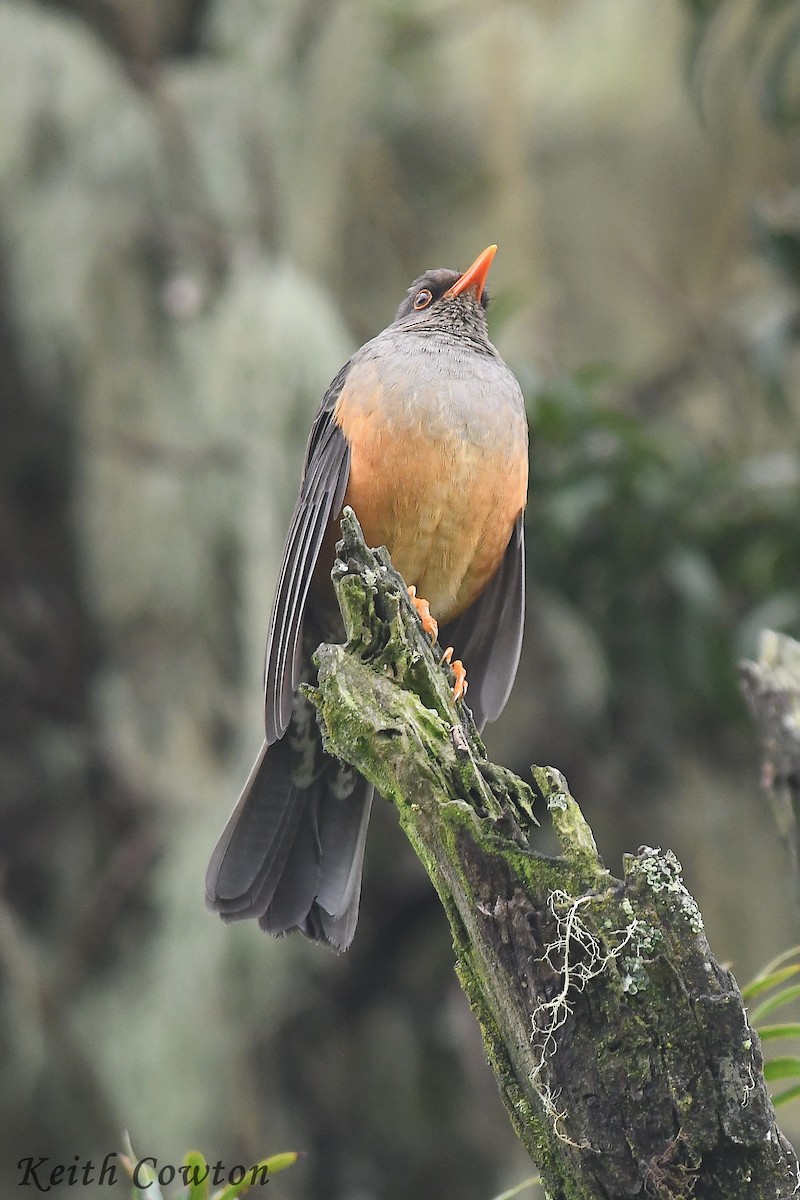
xmin=332 ymin=362 xmax=527 ymax=624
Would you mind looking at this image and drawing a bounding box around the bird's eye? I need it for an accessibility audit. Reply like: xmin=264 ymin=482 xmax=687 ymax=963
xmin=413 ymin=288 xmax=433 ymax=310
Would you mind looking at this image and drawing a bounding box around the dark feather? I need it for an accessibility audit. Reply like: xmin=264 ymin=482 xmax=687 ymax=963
xmin=207 ymin=361 xmax=367 ymax=948
xmin=206 ymin=735 xmax=307 ymax=914
xmin=207 ymin=683 xmax=374 ymax=951
xmin=439 ymin=513 xmax=525 ymax=731
xmin=262 ymin=368 xmax=351 ymax=744
xmin=260 ymin=770 xmax=373 ymax=949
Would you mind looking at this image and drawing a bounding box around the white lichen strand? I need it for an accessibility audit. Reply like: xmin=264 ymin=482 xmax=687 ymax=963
xmin=628 ymin=846 xmax=704 ymax=934
xmin=528 ymin=889 xmax=648 ymax=1141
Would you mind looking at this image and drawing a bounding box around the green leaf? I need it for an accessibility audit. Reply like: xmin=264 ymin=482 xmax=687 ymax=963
xmin=755 ymin=1023 xmax=800 ymax=1042
xmin=764 ymin=1056 xmax=800 ymax=1081
xmin=750 ymin=982 xmax=800 ymax=1022
xmin=184 ymin=1151 xmax=210 ymax=1200
xmin=488 ymin=1177 xmax=541 ymax=1200
xmin=213 ymin=1152 xmax=300 ymax=1200
xmin=257 ymin=1152 xmax=299 ymax=1177
xmin=773 ymin=1081 xmax=800 ymax=1108
xmin=741 ymin=962 xmax=800 ymax=1002
xmin=120 ymin=1134 xmax=164 ymax=1200
xmin=749 ymin=945 xmax=800 ymax=980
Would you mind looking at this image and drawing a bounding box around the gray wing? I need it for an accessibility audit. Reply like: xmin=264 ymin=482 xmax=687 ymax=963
xmin=439 ymin=513 xmax=525 ymax=731
xmin=263 ymin=364 xmax=351 ymax=744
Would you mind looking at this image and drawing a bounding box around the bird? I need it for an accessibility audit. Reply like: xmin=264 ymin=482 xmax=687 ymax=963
xmin=206 ymin=244 xmax=529 ymax=950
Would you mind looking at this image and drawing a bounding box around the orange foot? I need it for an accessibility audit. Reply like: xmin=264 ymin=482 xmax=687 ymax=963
xmin=407 ymin=585 xmax=438 ymax=642
xmin=441 ymin=646 xmax=468 ymax=703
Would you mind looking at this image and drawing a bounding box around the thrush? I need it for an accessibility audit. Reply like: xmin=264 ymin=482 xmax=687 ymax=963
xmin=206 ymin=244 xmax=528 ymax=950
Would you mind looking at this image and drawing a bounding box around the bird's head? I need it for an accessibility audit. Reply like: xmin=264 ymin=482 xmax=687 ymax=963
xmin=393 ymin=244 xmax=497 ymax=341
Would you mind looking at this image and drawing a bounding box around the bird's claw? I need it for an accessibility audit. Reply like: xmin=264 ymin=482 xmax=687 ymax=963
xmin=408 ymin=585 xmax=439 ymax=642
xmin=441 ymin=646 xmax=468 ymax=702
xmin=407 ymin=588 xmax=466 ymax=702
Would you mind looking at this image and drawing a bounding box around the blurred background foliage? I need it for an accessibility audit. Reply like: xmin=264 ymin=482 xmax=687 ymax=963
xmin=1 ymin=0 xmax=799 ymax=1198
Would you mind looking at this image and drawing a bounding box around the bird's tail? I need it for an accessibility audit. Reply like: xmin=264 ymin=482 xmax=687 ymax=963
xmin=206 ymin=697 xmax=373 ymax=951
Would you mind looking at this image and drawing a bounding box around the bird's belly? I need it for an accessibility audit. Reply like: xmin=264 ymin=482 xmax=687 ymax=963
xmin=339 ymin=406 xmax=527 ymax=623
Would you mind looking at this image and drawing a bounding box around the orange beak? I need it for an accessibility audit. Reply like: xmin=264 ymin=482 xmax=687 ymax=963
xmin=444 ymin=244 xmax=497 ymax=302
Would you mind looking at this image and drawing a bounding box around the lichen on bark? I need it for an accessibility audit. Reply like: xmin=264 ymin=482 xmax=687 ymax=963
xmin=741 ymin=630 xmax=800 ymax=917
xmin=307 ymin=509 xmax=799 ymax=1200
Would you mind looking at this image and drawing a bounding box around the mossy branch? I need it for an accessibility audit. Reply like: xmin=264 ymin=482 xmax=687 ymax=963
xmin=307 ymin=509 xmax=799 ymax=1200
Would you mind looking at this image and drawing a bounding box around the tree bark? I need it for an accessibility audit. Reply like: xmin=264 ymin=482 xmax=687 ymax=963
xmin=741 ymin=631 xmax=800 ymax=921
xmin=307 ymin=509 xmax=799 ymax=1200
